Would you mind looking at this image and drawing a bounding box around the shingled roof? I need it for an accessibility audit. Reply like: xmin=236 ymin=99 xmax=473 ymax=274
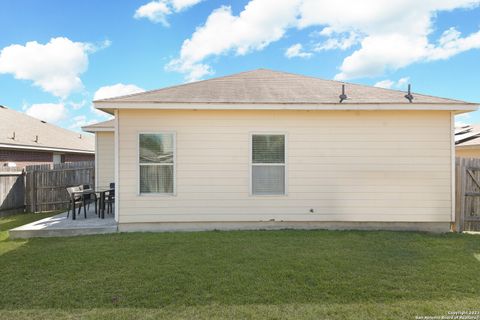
xmin=456 ymin=125 xmax=480 ymax=148
xmin=0 ymin=106 xmax=94 ymax=153
xmin=82 ymin=119 xmax=114 ymax=132
xmin=94 ymin=69 xmax=474 ymax=105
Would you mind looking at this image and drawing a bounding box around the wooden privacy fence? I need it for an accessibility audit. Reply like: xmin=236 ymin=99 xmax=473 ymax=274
xmin=0 ymin=167 xmax=25 ymax=216
xmin=455 ymin=157 xmax=480 ymax=232
xmin=25 ymin=161 xmax=95 ymax=213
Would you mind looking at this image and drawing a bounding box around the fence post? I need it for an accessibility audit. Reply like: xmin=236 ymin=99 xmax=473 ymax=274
xmin=459 ymin=158 xmax=466 ymax=232
xmin=455 ymin=158 xmax=460 ymax=232
xmin=32 ymin=170 xmax=37 ymax=213
xmin=0 ymin=168 xmax=26 ymax=216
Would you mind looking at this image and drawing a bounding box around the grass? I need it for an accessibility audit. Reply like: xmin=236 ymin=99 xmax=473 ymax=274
xmin=0 ymin=211 xmax=60 ymax=232
xmin=0 ymin=213 xmax=479 ymax=319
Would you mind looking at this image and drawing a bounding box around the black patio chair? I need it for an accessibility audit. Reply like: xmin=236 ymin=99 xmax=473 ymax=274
xmin=105 ymin=182 xmax=115 ymax=214
xmin=66 ymin=186 xmax=83 ymax=218
xmin=80 ymin=184 xmax=98 ymax=217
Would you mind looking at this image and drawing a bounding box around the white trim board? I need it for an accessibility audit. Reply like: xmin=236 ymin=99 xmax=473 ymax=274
xmin=450 ymin=112 xmax=455 ymax=224
xmin=114 ymin=110 xmax=119 ymax=223
xmin=0 ymin=143 xmax=94 ymax=154
xmin=82 ymin=127 xmax=114 ymax=133
xmin=94 ymin=101 xmax=478 ymax=113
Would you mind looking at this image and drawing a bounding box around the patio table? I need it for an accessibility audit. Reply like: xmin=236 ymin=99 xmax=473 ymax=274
xmin=70 ymin=187 xmax=114 ymax=220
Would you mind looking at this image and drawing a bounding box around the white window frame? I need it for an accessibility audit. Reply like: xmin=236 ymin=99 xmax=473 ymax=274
xmin=249 ymin=132 xmax=288 ymax=196
xmin=137 ymin=132 xmax=176 ymax=196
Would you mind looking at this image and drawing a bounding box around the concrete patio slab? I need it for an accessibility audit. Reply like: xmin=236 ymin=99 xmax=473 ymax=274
xmin=9 ymin=207 xmax=117 ymax=239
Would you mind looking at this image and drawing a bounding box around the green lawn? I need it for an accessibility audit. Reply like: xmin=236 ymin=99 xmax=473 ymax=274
xmin=0 ymin=213 xmax=479 ymax=319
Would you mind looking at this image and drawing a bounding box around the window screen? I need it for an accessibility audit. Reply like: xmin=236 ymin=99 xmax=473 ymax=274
xmin=139 ymin=133 xmax=175 ymax=194
xmin=252 ymin=134 xmax=286 ymax=195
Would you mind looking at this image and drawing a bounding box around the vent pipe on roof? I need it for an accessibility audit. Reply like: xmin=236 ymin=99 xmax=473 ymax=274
xmin=339 ymin=84 xmax=347 ymax=103
xmin=79 ymin=134 xmax=82 ymax=139
xmin=10 ymin=131 xmax=15 ymax=140
xmin=404 ymin=84 xmax=414 ymax=103
xmin=34 ymin=135 xmax=38 ymax=143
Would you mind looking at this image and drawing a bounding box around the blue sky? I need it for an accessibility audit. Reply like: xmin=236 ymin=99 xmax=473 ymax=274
xmin=1 ymin=0 xmax=480 ymax=131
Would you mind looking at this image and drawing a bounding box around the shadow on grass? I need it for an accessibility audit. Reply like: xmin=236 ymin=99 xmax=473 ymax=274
xmin=0 ymin=229 xmax=479 ymax=311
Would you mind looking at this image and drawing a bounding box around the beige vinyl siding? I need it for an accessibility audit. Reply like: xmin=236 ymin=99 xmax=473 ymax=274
xmin=456 ymin=147 xmax=480 ymax=158
xmin=117 ymin=109 xmax=452 ymax=224
xmin=96 ymin=131 xmax=115 ymax=187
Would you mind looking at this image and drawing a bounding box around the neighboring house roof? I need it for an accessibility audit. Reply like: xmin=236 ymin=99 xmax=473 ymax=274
xmin=82 ymin=119 xmax=114 ymax=132
xmin=0 ymin=105 xmax=94 ymax=154
xmin=94 ymin=69 xmax=477 ymax=112
xmin=455 ymin=125 xmax=480 ymax=148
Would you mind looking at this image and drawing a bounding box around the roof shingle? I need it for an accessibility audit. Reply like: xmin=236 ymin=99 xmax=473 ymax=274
xmin=0 ymin=106 xmax=94 ymax=153
xmin=94 ymin=69 xmax=474 ymax=105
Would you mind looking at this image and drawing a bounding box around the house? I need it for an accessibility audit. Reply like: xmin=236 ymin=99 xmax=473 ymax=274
xmin=455 ymin=125 xmax=480 ymax=158
xmin=0 ymin=105 xmax=94 ymax=168
xmin=82 ymin=119 xmax=115 ymax=187
xmin=83 ymin=69 xmax=478 ymax=233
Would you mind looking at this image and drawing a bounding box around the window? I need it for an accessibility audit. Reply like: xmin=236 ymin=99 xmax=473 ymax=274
xmin=53 ymin=153 xmax=64 ymax=164
xmin=251 ymin=134 xmax=286 ymax=195
xmin=139 ymin=133 xmax=175 ymax=194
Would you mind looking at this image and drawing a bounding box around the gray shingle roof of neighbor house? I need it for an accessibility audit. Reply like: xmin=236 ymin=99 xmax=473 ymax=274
xmin=0 ymin=105 xmax=94 ymax=153
xmin=94 ymin=69 xmax=476 ymax=106
xmin=456 ymin=125 xmax=480 ymax=147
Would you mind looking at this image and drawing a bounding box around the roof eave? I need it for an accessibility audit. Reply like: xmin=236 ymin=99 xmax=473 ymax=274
xmin=82 ymin=126 xmax=114 ymax=133
xmin=0 ymin=143 xmax=95 ymax=154
xmin=456 ymin=144 xmax=480 ymax=149
xmin=94 ymin=101 xmax=478 ymax=112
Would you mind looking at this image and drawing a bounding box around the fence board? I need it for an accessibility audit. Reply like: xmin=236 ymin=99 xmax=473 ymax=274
xmin=0 ymin=168 xmax=25 ymax=216
xmin=25 ymin=161 xmax=95 ymax=213
xmin=455 ymin=157 xmax=480 ymax=232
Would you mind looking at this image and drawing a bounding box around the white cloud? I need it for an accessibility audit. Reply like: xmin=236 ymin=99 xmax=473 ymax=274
xmin=167 ymin=0 xmax=480 ymax=81
xmin=93 ymin=83 xmax=145 ymax=100
xmin=428 ymin=27 xmax=480 ymax=60
xmin=167 ymin=0 xmax=301 ymax=81
xmin=170 ymin=0 xmax=203 ymax=11
xmin=318 ymin=27 xmax=334 ymax=37
xmin=69 ymin=115 xmax=98 ymax=130
xmin=89 ymin=105 xmax=113 ymax=119
xmin=334 ymin=27 xmax=480 ymax=80
xmin=91 ymin=83 xmax=144 ymax=119
xmin=134 ymin=1 xmax=171 ymax=25
xmin=25 ymin=103 xmax=68 ymax=123
xmin=374 ymin=77 xmax=410 ymax=89
xmin=397 ymin=77 xmax=409 ymax=88
xmin=68 ymin=99 xmax=87 ymax=110
xmin=285 ymin=43 xmax=312 ymax=58
xmin=165 ymin=60 xmax=212 ymax=82
xmin=300 ymin=0 xmax=480 ymax=80
xmin=0 ymin=37 xmax=110 ymax=98
xmin=373 ymin=79 xmax=395 ymax=89
xmin=134 ymin=0 xmax=202 ymax=26
xmin=314 ymin=31 xmax=359 ymax=51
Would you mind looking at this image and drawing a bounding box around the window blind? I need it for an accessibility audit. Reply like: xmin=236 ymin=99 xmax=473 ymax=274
xmin=139 ymin=133 xmax=175 ymax=194
xmin=252 ymin=134 xmax=286 ymax=195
